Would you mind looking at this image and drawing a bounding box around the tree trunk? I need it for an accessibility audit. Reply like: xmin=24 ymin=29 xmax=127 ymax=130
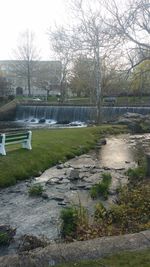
xmin=27 ymin=61 xmax=31 ymax=97
xmin=94 ymin=39 xmax=102 ymax=124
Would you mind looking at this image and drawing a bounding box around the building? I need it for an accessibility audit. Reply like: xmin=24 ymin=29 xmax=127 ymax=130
xmin=0 ymin=60 xmax=62 ymax=97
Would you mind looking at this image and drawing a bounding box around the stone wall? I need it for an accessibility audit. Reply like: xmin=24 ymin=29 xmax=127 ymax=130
xmin=0 ymin=230 xmax=150 ymax=267
xmin=0 ymin=100 xmax=18 ymax=121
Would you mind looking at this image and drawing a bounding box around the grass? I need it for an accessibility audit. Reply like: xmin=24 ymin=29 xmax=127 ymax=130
xmin=0 ymin=125 xmax=127 ymax=188
xmin=90 ymin=172 xmax=112 ymax=199
xmin=55 ymin=249 xmax=150 ymax=267
xmin=28 ymin=184 xmax=44 ymax=196
xmin=0 ymin=232 xmax=10 ymax=245
xmin=60 ymin=207 xmax=79 ymax=238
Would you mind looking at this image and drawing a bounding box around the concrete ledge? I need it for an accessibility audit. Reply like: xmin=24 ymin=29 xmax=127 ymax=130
xmin=0 ymin=230 xmax=150 ymax=267
xmin=0 ymin=100 xmax=18 ymax=121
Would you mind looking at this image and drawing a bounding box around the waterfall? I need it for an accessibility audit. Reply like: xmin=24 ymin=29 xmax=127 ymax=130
xmin=16 ymin=105 xmax=150 ymax=123
xmin=16 ymin=105 xmax=97 ymax=123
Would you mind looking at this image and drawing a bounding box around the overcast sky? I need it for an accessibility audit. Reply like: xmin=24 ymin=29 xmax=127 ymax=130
xmin=0 ymin=0 xmax=69 ymax=60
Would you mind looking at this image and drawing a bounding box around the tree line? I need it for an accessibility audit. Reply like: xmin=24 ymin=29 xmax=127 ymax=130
xmin=0 ymin=0 xmax=149 ymax=120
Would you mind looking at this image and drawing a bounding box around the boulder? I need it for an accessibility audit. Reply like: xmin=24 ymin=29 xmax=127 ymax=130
xmin=18 ymin=234 xmax=49 ymax=252
xmin=39 ymin=118 xmax=46 ymax=123
xmin=68 ymin=169 xmax=80 ymax=181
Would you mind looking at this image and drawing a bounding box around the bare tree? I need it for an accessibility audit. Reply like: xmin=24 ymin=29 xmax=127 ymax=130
xmin=48 ymin=27 xmax=74 ymax=103
xmin=68 ymin=0 xmax=111 ymax=123
xmin=35 ymin=61 xmax=62 ymax=100
xmin=104 ymin=0 xmax=150 ymax=69
xmin=13 ymin=30 xmax=40 ymax=96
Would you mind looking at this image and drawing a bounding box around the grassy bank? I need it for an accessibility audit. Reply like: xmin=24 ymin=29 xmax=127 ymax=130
xmin=55 ymin=249 xmax=150 ymax=267
xmin=0 ymin=125 xmax=126 ymax=188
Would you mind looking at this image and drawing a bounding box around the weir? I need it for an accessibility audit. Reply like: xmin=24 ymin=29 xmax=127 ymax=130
xmin=16 ymin=105 xmax=150 ymax=123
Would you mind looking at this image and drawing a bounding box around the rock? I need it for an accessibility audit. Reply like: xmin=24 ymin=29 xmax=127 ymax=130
xmin=18 ymin=234 xmax=49 ymax=252
xmin=77 ymin=184 xmax=86 ymax=189
xmin=38 ymin=118 xmax=46 ymax=123
xmin=51 ymin=196 xmax=64 ymax=202
xmin=42 ymin=193 xmax=49 ymax=199
xmin=124 ymin=112 xmax=144 ymax=119
xmin=100 ymin=139 xmax=107 ymax=145
xmin=63 ymin=163 xmax=71 ymax=168
xmin=89 ymin=168 xmax=98 ymax=174
xmin=103 ymin=166 xmax=111 ymax=170
xmin=68 ymin=169 xmax=80 ymax=181
xmin=97 ymin=139 xmax=107 ymax=146
xmin=56 ymin=164 xmax=63 ymax=170
xmin=128 ymin=122 xmax=143 ymax=134
xmin=62 ymin=178 xmax=70 ymax=183
xmin=46 ymin=178 xmax=60 ymax=185
xmin=70 ymin=186 xmax=78 ymax=190
xmin=85 ymin=185 xmax=92 ymax=190
xmin=58 ymin=202 xmax=67 ymax=206
xmin=56 ymin=120 xmax=70 ymax=124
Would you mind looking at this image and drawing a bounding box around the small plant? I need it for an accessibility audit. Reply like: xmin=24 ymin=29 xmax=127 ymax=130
xmin=126 ymin=166 xmax=146 ymax=183
xmin=0 ymin=232 xmax=10 ymax=245
xmin=90 ymin=173 xmax=112 ymax=199
xmin=0 ymin=226 xmax=16 ymax=246
xmin=101 ymin=172 xmax=112 ymax=185
xmin=94 ymin=202 xmax=107 ymax=221
xmin=60 ymin=203 xmax=89 ymax=240
xmin=60 ymin=207 xmax=78 ymax=238
xmin=28 ymin=184 xmax=44 ymax=196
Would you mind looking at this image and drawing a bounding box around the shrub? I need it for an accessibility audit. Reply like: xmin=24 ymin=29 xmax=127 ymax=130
xmin=28 ymin=184 xmax=44 ymax=196
xmin=90 ymin=173 xmax=112 ymax=199
xmin=94 ymin=202 xmax=107 ymax=221
xmin=126 ymin=166 xmax=146 ymax=182
xmin=60 ymin=207 xmax=78 ymax=238
xmin=60 ymin=203 xmax=89 ymax=240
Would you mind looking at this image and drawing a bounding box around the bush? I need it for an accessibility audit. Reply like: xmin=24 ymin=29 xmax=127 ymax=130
xmin=90 ymin=173 xmax=112 ymax=199
xmin=60 ymin=207 xmax=78 ymax=238
xmin=28 ymin=184 xmax=44 ymax=196
xmin=126 ymin=166 xmax=146 ymax=186
xmin=94 ymin=202 xmax=107 ymax=221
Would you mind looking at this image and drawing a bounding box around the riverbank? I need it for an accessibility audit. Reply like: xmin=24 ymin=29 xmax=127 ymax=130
xmin=0 ymin=141 xmax=134 ymax=256
xmin=0 ymin=131 xmax=150 ymax=265
xmin=0 ymin=125 xmax=127 ymax=187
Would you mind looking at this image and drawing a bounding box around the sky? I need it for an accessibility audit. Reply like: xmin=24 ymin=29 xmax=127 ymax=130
xmin=0 ymin=0 xmax=69 ymax=60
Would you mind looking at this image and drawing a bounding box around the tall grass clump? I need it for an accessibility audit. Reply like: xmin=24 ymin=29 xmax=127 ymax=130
xmin=126 ymin=166 xmax=146 ymax=181
xmin=28 ymin=184 xmax=44 ymax=196
xmin=90 ymin=173 xmax=112 ymax=200
xmin=60 ymin=204 xmax=88 ymax=240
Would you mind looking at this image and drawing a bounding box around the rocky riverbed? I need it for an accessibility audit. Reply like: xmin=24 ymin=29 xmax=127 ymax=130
xmin=2 ymin=133 xmax=149 ymax=256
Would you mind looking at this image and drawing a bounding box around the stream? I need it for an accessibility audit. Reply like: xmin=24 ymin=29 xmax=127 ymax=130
xmin=0 ymin=133 xmax=150 ymax=256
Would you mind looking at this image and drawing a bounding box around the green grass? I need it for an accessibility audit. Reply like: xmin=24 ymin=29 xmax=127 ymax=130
xmin=0 ymin=232 xmax=10 ymax=245
xmin=28 ymin=184 xmax=44 ymax=196
xmin=0 ymin=125 xmax=126 ymax=188
xmin=55 ymin=249 xmax=150 ymax=267
xmin=90 ymin=172 xmax=112 ymax=199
